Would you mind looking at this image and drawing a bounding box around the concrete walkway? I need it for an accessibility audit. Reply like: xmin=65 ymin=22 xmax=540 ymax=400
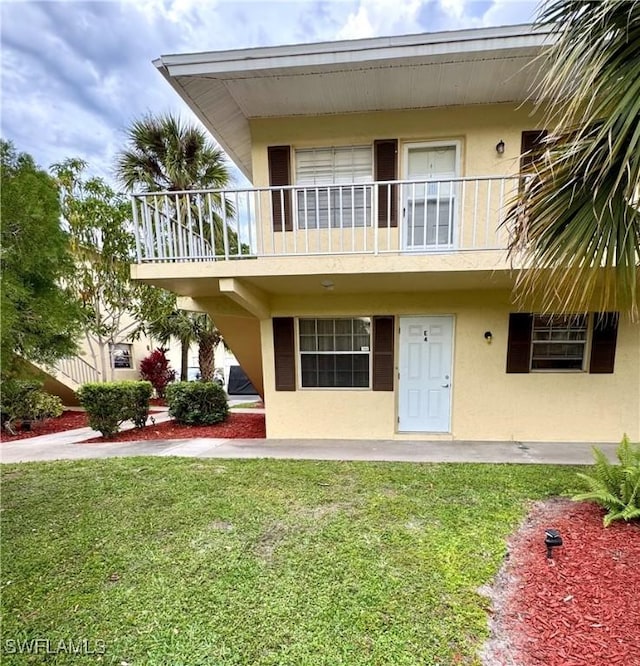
xmin=1 ymin=426 xmax=614 ymax=465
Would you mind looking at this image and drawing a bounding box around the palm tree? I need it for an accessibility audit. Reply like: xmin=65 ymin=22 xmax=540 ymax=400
xmin=117 ymin=114 xmax=234 ymax=379
xmin=117 ymin=113 xmax=231 ymax=193
xmin=506 ymin=0 xmax=640 ymax=319
xmin=144 ymin=308 xmax=197 ymax=382
xmin=116 ymin=113 xmax=240 ymax=256
xmin=143 ymin=308 xmax=225 ymax=382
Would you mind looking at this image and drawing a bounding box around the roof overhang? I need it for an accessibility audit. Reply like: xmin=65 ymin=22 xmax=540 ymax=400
xmin=154 ymin=23 xmax=555 ymax=180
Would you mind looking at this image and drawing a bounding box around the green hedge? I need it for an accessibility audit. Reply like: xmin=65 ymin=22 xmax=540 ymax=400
xmin=166 ymin=381 xmax=228 ymax=426
xmin=0 ymin=380 xmax=64 ymax=434
xmin=78 ymin=381 xmax=152 ymax=438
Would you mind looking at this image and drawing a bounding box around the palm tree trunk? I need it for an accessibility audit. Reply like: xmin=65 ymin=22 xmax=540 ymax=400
xmin=180 ymin=339 xmax=189 ymax=381
xmin=198 ymin=338 xmax=215 ymax=382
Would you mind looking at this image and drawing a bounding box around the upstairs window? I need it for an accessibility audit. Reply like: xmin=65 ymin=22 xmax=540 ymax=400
xmin=295 ymin=146 xmax=373 ymax=229
xmin=299 ymin=318 xmax=370 ymax=388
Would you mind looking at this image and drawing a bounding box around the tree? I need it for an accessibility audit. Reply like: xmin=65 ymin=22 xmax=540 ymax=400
xmin=0 ymin=141 xmax=82 ymax=378
xmin=138 ymin=295 xmax=225 ymax=382
xmin=115 ymin=113 xmax=241 ymax=257
xmin=506 ymin=0 xmax=640 ymax=319
xmin=51 ymin=158 xmax=160 ymax=380
xmin=116 ymin=113 xmax=232 ymax=376
xmin=138 ymin=296 xmax=197 ymax=382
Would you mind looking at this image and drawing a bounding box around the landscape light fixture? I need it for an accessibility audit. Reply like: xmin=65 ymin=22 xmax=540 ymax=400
xmin=544 ymin=529 xmax=563 ymax=558
xmin=495 ymin=140 xmax=505 ymax=155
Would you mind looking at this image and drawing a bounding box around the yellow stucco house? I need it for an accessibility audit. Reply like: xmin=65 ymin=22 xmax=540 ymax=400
xmin=131 ymin=24 xmax=640 ymax=442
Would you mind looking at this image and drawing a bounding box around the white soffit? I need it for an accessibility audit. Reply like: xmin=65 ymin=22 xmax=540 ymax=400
xmin=154 ymin=24 xmax=554 ymax=179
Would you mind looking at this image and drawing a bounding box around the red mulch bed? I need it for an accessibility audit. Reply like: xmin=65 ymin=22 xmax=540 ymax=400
xmin=0 ymin=411 xmax=88 ymax=442
xmin=483 ymin=499 xmax=640 ymax=666
xmin=83 ymin=412 xmax=266 ymax=443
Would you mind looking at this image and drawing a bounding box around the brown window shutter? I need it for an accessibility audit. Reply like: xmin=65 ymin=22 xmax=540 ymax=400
xmin=506 ymin=313 xmax=533 ymax=373
xmin=589 ymin=313 xmax=619 ymax=374
xmin=273 ymin=317 xmax=296 ymax=390
xmin=520 ymin=130 xmax=548 ymax=174
xmin=372 ymin=316 xmax=395 ymax=391
xmin=268 ymin=146 xmax=293 ymax=232
xmin=374 ymin=140 xmax=398 ymax=228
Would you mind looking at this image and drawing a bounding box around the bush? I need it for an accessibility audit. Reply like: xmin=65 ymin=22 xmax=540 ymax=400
xmin=78 ymin=381 xmax=152 ymax=438
xmin=0 ymin=380 xmax=63 ymax=434
xmin=573 ymin=436 xmax=640 ymax=526
xmin=166 ymin=381 xmax=228 ymax=426
xmin=139 ymin=348 xmax=175 ymax=399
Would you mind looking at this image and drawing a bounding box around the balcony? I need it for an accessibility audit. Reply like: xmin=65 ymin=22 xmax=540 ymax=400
xmin=132 ymin=176 xmax=520 ymax=264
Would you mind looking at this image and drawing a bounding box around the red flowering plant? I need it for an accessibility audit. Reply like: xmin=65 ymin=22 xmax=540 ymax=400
xmin=139 ymin=348 xmax=176 ymax=399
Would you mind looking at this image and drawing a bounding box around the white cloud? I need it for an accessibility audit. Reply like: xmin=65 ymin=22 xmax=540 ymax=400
xmin=439 ymin=0 xmax=466 ymax=21
xmin=336 ymin=0 xmax=424 ymax=39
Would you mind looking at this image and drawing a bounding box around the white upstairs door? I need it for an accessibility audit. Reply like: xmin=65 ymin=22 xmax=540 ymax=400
xmin=398 ymin=316 xmax=453 ymax=432
xmin=403 ymin=143 xmax=458 ymax=251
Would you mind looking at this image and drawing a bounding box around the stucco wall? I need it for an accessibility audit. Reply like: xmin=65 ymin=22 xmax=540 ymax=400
xmin=250 ymin=103 xmax=542 ymax=186
xmin=261 ymin=290 xmax=640 ymax=442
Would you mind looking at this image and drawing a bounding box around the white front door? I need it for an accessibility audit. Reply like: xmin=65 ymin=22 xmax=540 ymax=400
xmin=398 ymin=316 xmax=453 ymax=432
xmin=403 ymin=143 xmax=458 ymax=250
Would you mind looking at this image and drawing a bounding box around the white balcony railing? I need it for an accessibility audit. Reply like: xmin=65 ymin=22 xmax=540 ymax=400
xmin=132 ymin=176 xmax=520 ymax=263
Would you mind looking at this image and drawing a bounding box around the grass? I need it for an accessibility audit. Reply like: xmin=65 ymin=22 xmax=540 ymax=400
xmin=0 ymin=458 xmax=581 ymax=665
xmin=229 ymin=400 xmax=262 ymax=409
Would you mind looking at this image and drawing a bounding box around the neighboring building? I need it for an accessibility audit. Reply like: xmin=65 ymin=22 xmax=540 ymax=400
xmin=32 ymin=312 xmax=166 ymax=404
xmin=36 ymin=322 xmax=234 ymax=403
xmin=131 ymin=24 xmax=640 ymax=442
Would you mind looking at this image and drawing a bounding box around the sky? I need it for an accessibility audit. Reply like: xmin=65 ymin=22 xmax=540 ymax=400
xmin=1 ymin=0 xmax=539 ymax=187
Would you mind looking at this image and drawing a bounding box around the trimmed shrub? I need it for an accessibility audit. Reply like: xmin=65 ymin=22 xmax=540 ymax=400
xmin=573 ymin=435 xmax=640 ymax=526
xmin=139 ymin=348 xmax=175 ymax=399
xmin=166 ymin=381 xmax=228 ymax=426
xmin=0 ymin=380 xmax=63 ymax=434
xmin=78 ymin=381 xmax=152 ymax=438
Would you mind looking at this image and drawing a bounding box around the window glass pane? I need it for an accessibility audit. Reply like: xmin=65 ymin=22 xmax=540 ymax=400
xmin=299 ymin=319 xmax=316 ymax=335
xmin=334 ymin=319 xmax=352 ymax=335
xmin=317 ymin=320 xmax=334 ymax=335
xmin=335 ymin=335 xmax=352 ymax=351
xmin=299 ymin=335 xmax=317 ymax=352
xmin=353 ymin=318 xmax=370 ymax=335
xmin=318 ymin=335 xmax=335 ymax=352
xmin=530 ymin=314 xmax=587 ymax=371
xmin=354 ymin=335 xmax=369 ymax=350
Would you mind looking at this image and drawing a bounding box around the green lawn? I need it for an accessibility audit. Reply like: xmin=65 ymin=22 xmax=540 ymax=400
xmin=1 ymin=458 xmax=581 ymax=665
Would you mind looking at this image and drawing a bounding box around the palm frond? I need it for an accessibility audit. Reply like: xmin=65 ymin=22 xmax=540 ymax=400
xmin=507 ymin=0 xmax=640 ymax=318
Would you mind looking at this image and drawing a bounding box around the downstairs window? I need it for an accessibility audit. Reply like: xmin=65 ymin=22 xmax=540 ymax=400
xmin=530 ymin=314 xmax=588 ymax=370
xmin=298 ymin=317 xmax=371 ymax=388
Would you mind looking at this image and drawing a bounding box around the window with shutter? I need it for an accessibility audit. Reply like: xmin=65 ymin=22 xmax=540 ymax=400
xmin=506 ymin=312 xmax=619 ymax=374
xmin=294 ymin=146 xmax=373 ymax=229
